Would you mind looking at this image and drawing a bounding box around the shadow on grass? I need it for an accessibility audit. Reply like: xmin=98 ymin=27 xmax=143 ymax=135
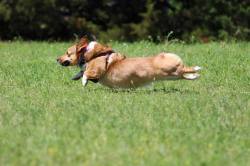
xmin=84 ymin=86 xmax=199 ymax=94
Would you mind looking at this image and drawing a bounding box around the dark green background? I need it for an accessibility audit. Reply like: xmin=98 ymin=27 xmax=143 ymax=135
xmin=0 ymin=0 xmax=249 ymax=41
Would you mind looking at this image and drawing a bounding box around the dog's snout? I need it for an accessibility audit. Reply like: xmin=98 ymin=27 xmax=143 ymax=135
xmin=62 ymin=60 xmax=70 ymax=66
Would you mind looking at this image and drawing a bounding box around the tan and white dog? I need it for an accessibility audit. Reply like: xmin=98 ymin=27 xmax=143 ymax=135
xmin=57 ymin=38 xmax=201 ymax=88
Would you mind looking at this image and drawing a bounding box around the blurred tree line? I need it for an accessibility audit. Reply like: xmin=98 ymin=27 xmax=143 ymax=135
xmin=0 ymin=0 xmax=249 ymax=42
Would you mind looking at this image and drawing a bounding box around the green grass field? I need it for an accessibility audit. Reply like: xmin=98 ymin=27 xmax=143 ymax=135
xmin=0 ymin=41 xmax=249 ymax=166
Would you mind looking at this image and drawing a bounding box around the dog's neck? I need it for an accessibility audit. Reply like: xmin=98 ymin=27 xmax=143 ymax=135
xmin=78 ymin=52 xmax=86 ymax=68
xmin=77 ymin=45 xmax=115 ymax=68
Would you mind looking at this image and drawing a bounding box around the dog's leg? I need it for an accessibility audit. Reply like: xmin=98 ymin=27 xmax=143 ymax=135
xmin=82 ymin=75 xmax=88 ymax=87
xmin=183 ymin=66 xmax=202 ymax=73
xmin=182 ymin=73 xmax=200 ymax=80
xmin=71 ymin=64 xmax=86 ymax=80
xmin=71 ymin=70 xmax=84 ymax=80
xmin=193 ymin=66 xmax=202 ymax=71
xmin=181 ymin=65 xmax=201 ymax=80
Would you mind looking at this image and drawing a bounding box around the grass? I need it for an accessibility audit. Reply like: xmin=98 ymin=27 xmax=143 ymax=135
xmin=0 ymin=41 xmax=249 ymax=166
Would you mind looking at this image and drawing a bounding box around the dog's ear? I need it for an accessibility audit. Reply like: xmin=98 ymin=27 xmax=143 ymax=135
xmin=76 ymin=36 xmax=89 ymax=53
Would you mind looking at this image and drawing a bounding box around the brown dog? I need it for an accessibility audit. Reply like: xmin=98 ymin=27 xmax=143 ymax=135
xmin=56 ymin=45 xmax=78 ymax=66
xmin=56 ymin=37 xmax=112 ymax=67
xmin=57 ymin=37 xmax=114 ymax=81
xmin=82 ymin=52 xmax=201 ymax=88
xmin=57 ymin=38 xmax=201 ymax=88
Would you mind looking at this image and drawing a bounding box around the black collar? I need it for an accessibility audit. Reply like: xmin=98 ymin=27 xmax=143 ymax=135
xmin=78 ymin=51 xmax=86 ymax=68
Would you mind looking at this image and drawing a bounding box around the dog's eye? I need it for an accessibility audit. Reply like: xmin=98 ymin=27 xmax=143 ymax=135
xmin=66 ymin=52 xmax=70 ymax=57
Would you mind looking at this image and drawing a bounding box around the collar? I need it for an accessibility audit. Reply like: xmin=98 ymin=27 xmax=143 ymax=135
xmin=78 ymin=53 xmax=85 ymax=68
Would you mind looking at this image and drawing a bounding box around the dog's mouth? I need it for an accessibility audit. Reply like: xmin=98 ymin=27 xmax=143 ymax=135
xmin=61 ymin=60 xmax=71 ymax=66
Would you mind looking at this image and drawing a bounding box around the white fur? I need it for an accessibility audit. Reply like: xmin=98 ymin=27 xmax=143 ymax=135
xmin=82 ymin=75 xmax=88 ymax=86
xmin=183 ymin=73 xmax=200 ymax=80
xmin=107 ymin=53 xmax=115 ymax=64
xmin=194 ymin=66 xmax=202 ymax=71
xmin=86 ymin=41 xmax=97 ymax=52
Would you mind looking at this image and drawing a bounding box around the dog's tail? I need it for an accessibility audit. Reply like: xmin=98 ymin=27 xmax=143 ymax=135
xmin=182 ymin=66 xmax=202 ymax=80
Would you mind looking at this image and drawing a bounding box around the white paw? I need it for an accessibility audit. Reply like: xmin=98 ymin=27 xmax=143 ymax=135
xmin=194 ymin=66 xmax=202 ymax=71
xmin=82 ymin=75 xmax=88 ymax=87
xmin=183 ymin=73 xmax=200 ymax=80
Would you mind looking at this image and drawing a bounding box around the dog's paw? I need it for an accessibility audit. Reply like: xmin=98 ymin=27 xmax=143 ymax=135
xmin=82 ymin=75 xmax=88 ymax=86
xmin=193 ymin=66 xmax=202 ymax=71
xmin=183 ymin=73 xmax=200 ymax=80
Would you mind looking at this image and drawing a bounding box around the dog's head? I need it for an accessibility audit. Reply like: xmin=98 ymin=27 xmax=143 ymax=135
xmin=57 ymin=37 xmax=113 ymax=67
xmin=56 ymin=37 xmax=89 ymax=67
xmin=56 ymin=44 xmax=78 ymax=66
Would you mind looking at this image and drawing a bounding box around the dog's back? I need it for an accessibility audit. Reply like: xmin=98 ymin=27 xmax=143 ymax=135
xmin=98 ymin=53 xmax=200 ymax=88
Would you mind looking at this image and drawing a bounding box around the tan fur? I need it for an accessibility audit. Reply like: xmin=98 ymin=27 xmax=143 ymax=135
xmin=57 ymin=45 xmax=78 ymax=66
xmin=84 ymin=53 xmax=126 ymax=80
xmin=75 ymin=37 xmax=113 ymax=62
xmin=85 ymin=52 xmax=200 ymax=88
xmin=84 ymin=42 xmax=113 ymax=62
xmin=57 ymin=38 xmax=201 ymax=88
xmin=57 ymin=37 xmax=113 ymax=66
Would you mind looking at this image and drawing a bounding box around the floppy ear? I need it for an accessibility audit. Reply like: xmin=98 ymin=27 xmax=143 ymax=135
xmin=76 ymin=36 xmax=89 ymax=54
xmin=84 ymin=44 xmax=113 ymax=62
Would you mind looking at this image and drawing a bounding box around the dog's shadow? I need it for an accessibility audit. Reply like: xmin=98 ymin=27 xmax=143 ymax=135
xmin=85 ymin=86 xmax=198 ymax=94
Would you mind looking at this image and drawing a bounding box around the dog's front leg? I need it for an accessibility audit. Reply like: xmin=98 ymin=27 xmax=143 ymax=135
xmin=82 ymin=74 xmax=88 ymax=87
xmin=71 ymin=64 xmax=86 ymax=80
xmin=82 ymin=69 xmax=101 ymax=87
xmin=72 ymin=70 xmax=84 ymax=80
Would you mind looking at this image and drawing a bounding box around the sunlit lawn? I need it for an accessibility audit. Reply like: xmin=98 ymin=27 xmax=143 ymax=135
xmin=0 ymin=41 xmax=249 ymax=165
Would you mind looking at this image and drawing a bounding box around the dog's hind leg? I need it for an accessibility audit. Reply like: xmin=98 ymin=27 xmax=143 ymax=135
xmin=181 ymin=65 xmax=201 ymax=80
xmin=182 ymin=73 xmax=200 ymax=80
xmin=183 ymin=66 xmax=202 ymax=73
